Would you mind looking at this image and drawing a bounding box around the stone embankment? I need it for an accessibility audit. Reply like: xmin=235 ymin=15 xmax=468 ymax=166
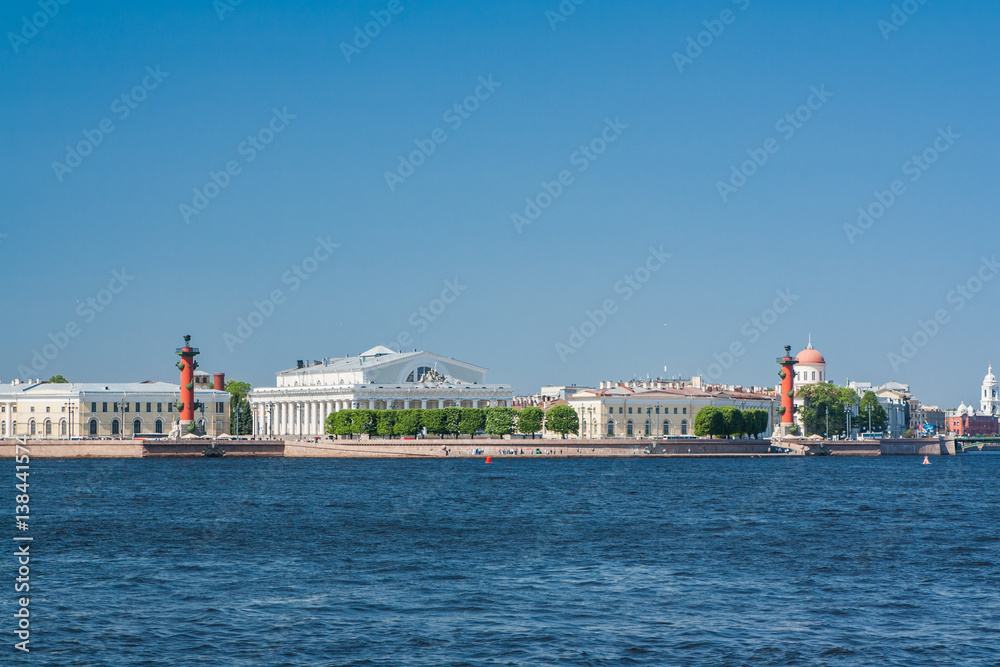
xmin=0 ymin=436 xmax=954 ymax=458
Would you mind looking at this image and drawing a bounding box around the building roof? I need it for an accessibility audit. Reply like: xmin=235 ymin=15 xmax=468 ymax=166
xmin=277 ymin=350 xmax=487 ymax=376
xmin=0 ymin=381 xmax=229 ymax=399
xmin=795 ymin=338 xmax=826 ymax=365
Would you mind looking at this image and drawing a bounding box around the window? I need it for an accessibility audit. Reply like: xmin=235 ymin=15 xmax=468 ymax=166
xmin=124 ymin=403 xmax=130 ymax=413
xmin=89 ymin=420 xmax=98 ymax=436
xmin=1 ymin=422 xmax=4 ymax=435
xmin=46 ymin=406 xmax=50 ymax=412
xmin=136 ymin=403 xmax=140 ymax=413
xmin=30 ymin=406 xmax=34 ymax=412
xmin=155 ymin=419 xmax=163 ymax=434
xmin=103 ymin=402 xmax=107 ymax=412
xmin=29 ymin=421 xmax=36 ymax=435
xmin=111 ymin=420 xmax=120 ymax=436
xmin=655 ymin=407 xmax=660 ymax=414
xmin=168 ymin=402 xmax=173 ymax=413
xmin=133 ymin=419 xmax=142 ymax=435
xmin=91 ymin=402 xmax=97 ymax=413
xmin=44 ymin=420 xmax=52 ymax=436
xmin=628 ymin=407 xmax=633 ymax=414
xmin=217 ymin=402 xmax=224 ymax=414
xmin=157 ymin=403 xmax=162 ymax=413
xmin=644 ymin=420 xmax=651 ymax=436
xmin=626 ymin=421 xmax=634 ymax=436
xmin=683 ymin=408 xmax=687 ymax=414
xmin=673 ymin=408 xmax=678 ymax=414
xmin=663 ymin=420 xmax=670 ymax=435
xmin=114 ymin=403 xmax=119 ymax=412
xmin=607 ymin=420 xmax=615 ymax=436
xmin=60 ymin=420 xmax=67 ymax=436
xmin=681 ymin=420 xmax=688 ymax=435
xmin=146 ymin=403 xmax=152 ymax=413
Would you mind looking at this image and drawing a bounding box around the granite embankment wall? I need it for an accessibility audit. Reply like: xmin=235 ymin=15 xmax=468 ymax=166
xmin=284 ymin=438 xmax=774 ymax=458
xmin=0 ymin=436 xmax=954 ymax=458
xmin=0 ymin=439 xmax=283 ymax=458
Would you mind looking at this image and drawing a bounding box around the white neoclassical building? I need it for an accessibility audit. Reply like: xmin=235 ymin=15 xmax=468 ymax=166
xmin=248 ymin=346 xmax=513 ymax=438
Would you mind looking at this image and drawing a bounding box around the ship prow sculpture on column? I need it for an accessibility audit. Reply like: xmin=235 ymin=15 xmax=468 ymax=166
xmin=168 ymin=334 xmax=207 ymax=438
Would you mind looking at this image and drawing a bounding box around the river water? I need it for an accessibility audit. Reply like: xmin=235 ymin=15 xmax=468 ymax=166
xmin=22 ymin=454 xmax=1000 ymax=665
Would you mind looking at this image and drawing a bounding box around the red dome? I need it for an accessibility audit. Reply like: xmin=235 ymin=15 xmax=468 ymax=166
xmin=796 ymin=347 xmax=826 ymax=364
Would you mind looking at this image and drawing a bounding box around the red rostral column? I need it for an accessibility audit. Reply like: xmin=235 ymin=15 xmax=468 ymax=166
xmin=176 ymin=335 xmax=200 ymax=428
xmin=776 ymin=345 xmax=798 ymax=431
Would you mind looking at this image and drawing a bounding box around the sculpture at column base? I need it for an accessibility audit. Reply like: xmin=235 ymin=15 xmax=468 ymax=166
xmin=167 ymin=419 xmax=206 ymax=439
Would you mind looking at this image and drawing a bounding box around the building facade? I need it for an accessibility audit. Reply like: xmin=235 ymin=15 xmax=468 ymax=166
xmin=0 ymin=380 xmax=231 ymax=439
xmin=248 ymin=346 xmax=513 ymax=437
xmin=567 ymin=384 xmax=778 ymax=439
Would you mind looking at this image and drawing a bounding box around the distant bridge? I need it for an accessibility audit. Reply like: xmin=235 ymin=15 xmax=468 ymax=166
xmin=955 ymin=436 xmax=1000 ymax=452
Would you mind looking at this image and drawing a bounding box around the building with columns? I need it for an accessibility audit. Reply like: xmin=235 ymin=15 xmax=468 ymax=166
xmin=248 ymin=346 xmax=513 ymax=438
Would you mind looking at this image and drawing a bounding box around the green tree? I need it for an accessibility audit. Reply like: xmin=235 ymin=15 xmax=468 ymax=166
xmin=443 ymin=407 xmax=462 ymax=437
xmin=376 ymin=410 xmax=396 ymax=437
xmin=518 ymin=406 xmax=545 ymax=436
xmin=328 ymin=410 xmax=354 ymax=436
xmin=797 ymin=383 xmax=860 ymax=437
xmin=423 ymin=409 xmax=448 ymax=436
xmin=904 ymin=429 xmax=915 ymax=439
xmin=458 ymin=408 xmax=485 ymax=436
xmin=393 ymin=410 xmax=423 ymax=437
xmin=225 ymin=380 xmax=253 ymax=435
xmin=858 ymin=391 xmax=888 ymax=434
xmin=545 ymin=405 xmax=579 ymax=437
xmin=350 ymin=410 xmax=377 ymax=436
xmin=485 ymin=407 xmax=517 ymax=436
xmin=749 ymin=409 xmax=769 ymax=438
xmin=694 ymin=406 xmax=726 ymax=438
xmin=719 ymin=406 xmax=743 ymax=439
xmin=48 ymin=375 xmax=68 ymax=384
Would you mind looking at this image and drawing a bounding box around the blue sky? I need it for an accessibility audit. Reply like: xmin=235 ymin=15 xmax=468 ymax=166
xmin=3 ymin=0 xmax=998 ymax=408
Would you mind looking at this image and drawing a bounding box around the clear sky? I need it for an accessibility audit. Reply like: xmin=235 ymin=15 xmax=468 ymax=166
xmin=3 ymin=0 xmax=998 ymax=408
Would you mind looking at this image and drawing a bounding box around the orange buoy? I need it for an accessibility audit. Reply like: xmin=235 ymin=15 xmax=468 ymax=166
xmin=486 ymin=455 xmax=492 ymax=464
xmin=922 ymin=456 xmax=930 ymax=465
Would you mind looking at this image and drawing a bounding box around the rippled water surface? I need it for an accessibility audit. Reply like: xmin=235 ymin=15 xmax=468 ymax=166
xmin=23 ymin=455 xmax=1000 ymax=665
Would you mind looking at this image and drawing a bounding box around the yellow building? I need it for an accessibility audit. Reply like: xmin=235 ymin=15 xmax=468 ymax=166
xmin=0 ymin=380 xmax=231 ymax=439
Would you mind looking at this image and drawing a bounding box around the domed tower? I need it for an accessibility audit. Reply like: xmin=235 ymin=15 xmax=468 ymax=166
xmin=981 ymin=364 xmax=998 ymax=417
xmin=795 ymin=335 xmax=827 ymax=385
